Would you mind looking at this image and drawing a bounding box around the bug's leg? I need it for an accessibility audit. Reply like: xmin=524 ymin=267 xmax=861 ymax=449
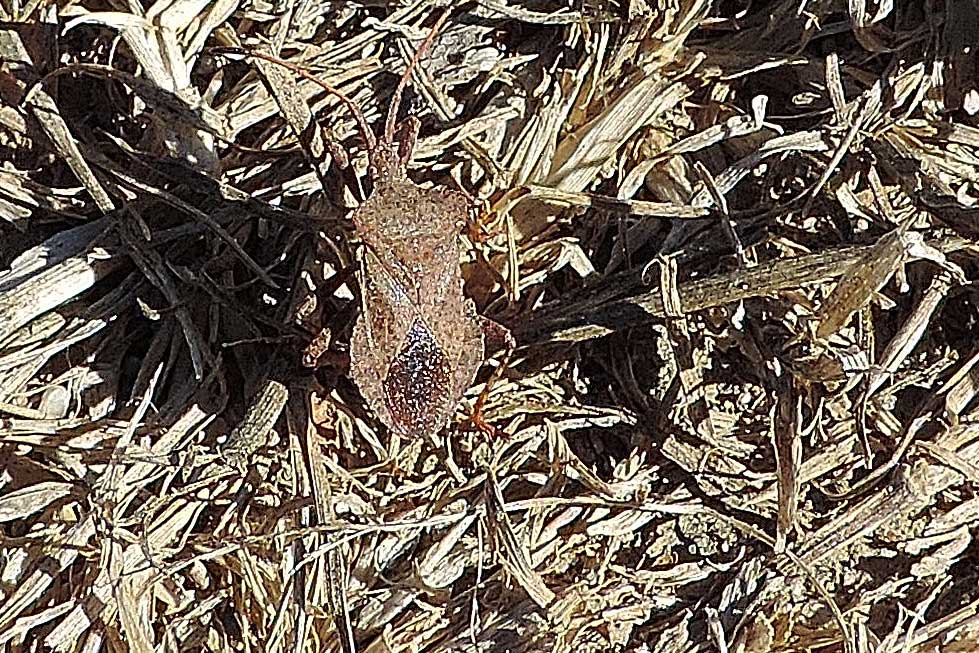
xmin=303 ymin=328 xmax=335 ymax=368
xmin=481 ymin=317 xmax=515 ymax=354
xmin=302 ymin=264 xmax=358 ymax=367
xmin=466 ymin=319 xmax=515 ymax=438
xmin=306 ymin=123 xmax=363 ymax=203
xmin=468 ymin=185 xmax=532 ymax=244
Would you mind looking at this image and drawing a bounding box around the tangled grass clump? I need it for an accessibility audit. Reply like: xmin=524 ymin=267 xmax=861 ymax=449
xmin=2 ymin=1 xmax=979 ymax=651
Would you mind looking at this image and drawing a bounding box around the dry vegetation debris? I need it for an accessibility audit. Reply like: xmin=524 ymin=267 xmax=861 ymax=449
xmin=2 ymin=0 xmax=979 ymax=651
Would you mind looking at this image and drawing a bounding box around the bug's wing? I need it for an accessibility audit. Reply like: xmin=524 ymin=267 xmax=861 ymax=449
xmin=357 ymin=182 xmax=471 ymax=309
xmin=381 ymin=315 xmax=457 ymax=438
xmin=349 ymin=181 xmax=480 ymax=438
xmin=349 ymin=247 xmax=417 ymax=435
xmin=350 ymin=246 xmax=462 ymax=439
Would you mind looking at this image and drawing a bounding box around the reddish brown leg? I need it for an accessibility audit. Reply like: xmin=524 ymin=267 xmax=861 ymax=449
xmin=468 ymin=391 xmax=500 ymax=437
xmin=465 ymin=319 xmax=515 ymax=438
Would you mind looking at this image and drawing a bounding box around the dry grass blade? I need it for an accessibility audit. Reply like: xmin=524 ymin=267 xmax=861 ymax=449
xmin=219 ymin=379 xmax=288 ymax=473
xmin=4 ymin=1 xmax=979 ymax=652
xmin=5 ymin=32 xmax=115 ymax=214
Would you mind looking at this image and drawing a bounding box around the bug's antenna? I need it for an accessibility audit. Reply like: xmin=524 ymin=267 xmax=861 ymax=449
xmin=215 ymin=47 xmax=377 ymax=154
xmin=382 ymin=9 xmax=451 ymax=144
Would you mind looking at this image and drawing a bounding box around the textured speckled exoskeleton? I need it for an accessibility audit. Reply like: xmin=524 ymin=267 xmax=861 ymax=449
xmin=346 ymin=13 xmax=493 ymax=440
xmin=348 ymin=137 xmax=486 ymax=439
xmin=243 ymin=11 xmax=490 ymax=439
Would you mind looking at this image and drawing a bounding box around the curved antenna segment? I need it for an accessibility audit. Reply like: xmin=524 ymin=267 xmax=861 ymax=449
xmin=382 ymin=9 xmax=451 ymax=144
xmin=216 ymin=47 xmax=377 ymax=154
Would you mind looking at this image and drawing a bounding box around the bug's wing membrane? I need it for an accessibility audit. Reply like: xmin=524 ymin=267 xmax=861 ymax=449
xmin=382 ymin=317 xmax=455 ymax=438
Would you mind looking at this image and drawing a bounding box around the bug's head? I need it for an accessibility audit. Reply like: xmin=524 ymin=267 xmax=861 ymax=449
xmin=367 ymin=141 xmax=407 ymax=187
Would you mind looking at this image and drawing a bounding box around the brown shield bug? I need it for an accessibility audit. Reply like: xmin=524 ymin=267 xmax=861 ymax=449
xmin=230 ymin=11 xmax=507 ymax=439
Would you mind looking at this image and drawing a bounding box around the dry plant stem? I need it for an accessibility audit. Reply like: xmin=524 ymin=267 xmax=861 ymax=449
xmin=485 ymin=472 xmax=556 ymax=608
xmin=692 ymin=160 xmax=746 ymax=265
xmin=516 ymin=235 xmax=968 ymax=345
xmin=9 ymin=34 xmax=116 ymax=213
xmin=773 ymin=377 xmax=803 ymax=551
xmin=852 ymin=271 xmax=954 ymax=472
xmin=815 ymin=228 xmax=936 ymax=342
xmin=822 ymin=412 xmax=932 ymax=501
xmin=290 ymin=393 xmax=357 ymax=653
xmin=655 ymin=253 xmax=719 ymax=440
xmin=828 ymin=272 xmax=969 ymax=502
xmin=219 ymin=379 xmax=289 ymax=473
xmin=0 ymin=221 xmax=121 ymax=344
